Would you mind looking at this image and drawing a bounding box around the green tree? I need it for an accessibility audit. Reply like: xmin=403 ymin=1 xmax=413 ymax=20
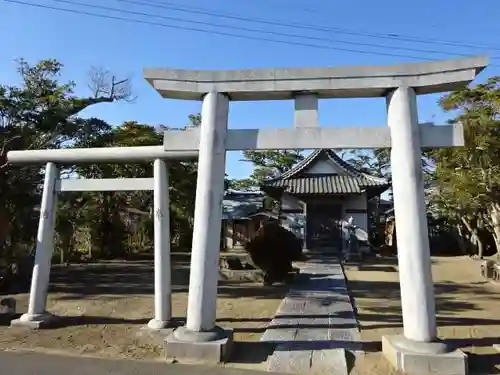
xmin=0 ymin=58 xmax=132 ymax=268
xmin=339 ymin=149 xmax=390 ymax=179
xmin=430 ymin=76 xmax=500 ymax=257
xmin=236 ymin=150 xmax=304 ymax=189
xmin=58 ymin=117 xmax=200 ymax=260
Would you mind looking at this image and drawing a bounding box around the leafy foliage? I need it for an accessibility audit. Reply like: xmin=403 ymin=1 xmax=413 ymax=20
xmin=238 ymin=150 xmax=304 ymax=188
xmin=0 ymin=58 xmax=198 ymax=273
xmin=429 ymin=76 xmax=500 ymax=257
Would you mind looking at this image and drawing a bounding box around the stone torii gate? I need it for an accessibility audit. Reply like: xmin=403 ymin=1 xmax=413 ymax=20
xmin=145 ymin=56 xmax=487 ymax=375
xmin=7 ymin=146 xmax=198 ymax=330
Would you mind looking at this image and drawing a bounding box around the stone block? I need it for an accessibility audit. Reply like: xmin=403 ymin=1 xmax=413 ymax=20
xmin=311 ymin=349 xmax=348 ymax=375
xmin=10 ymin=312 xmax=58 ymax=329
xmin=267 ymin=347 xmax=312 ymax=373
xmin=382 ymin=335 xmax=468 ymax=375
xmin=218 ymin=269 xmax=264 ymax=282
xmin=164 ymin=327 xmax=233 ymax=364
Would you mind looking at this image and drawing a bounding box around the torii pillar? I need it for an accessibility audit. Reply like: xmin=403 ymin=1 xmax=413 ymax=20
xmin=144 ymin=56 xmax=487 ymax=374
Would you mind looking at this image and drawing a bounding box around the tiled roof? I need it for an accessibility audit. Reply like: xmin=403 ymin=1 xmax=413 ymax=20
xmin=222 ymin=191 xmax=264 ymax=220
xmin=262 ymin=149 xmax=389 ymax=195
xmin=266 ymin=175 xmax=387 ymax=194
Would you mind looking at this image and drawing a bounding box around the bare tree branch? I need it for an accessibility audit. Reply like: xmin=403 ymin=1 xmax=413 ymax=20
xmin=87 ymin=66 xmax=136 ymax=103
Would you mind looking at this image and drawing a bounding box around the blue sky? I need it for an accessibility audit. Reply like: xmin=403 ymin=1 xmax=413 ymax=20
xmin=1 ymin=0 xmax=499 ymax=179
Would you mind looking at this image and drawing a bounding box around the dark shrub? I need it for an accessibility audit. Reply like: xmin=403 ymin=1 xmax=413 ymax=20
xmin=245 ymin=221 xmax=301 ymax=285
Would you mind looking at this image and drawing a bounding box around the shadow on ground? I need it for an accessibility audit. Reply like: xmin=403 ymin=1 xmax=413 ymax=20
xmin=55 ymin=315 xmax=150 ymax=327
xmin=5 ymin=259 xmax=289 ymax=301
xmin=345 ymin=256 xmax=500 ymax=375
xmin=347 ymin=275 xmax=499 ymax=316
xmin=1 ymin=258 xmax=288 ymax=339
xmin=218 ymin=312 xmax=358 ymax=335
xmin=362 ymin=336 xmax=500 ymax=352
xmin=345 ymin=258 xmax=500 ymax=330
xmin=229 ymin=341 xmax=276 ymax=364
xmin=0 ymin=312 xmax=188 ymax=328
xmin=467 ymin=352 xmax=500 ymax=375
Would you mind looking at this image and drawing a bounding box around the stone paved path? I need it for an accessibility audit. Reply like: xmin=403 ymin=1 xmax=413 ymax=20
xmin=260 ymin=255 xmax=362 ymax=374
xmin=0 ymin=350 xmax=288 ymax=375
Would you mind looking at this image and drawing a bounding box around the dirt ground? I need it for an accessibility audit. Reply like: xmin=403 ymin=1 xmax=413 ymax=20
xmin=344 ymin=255 xmax=500 ymax=375
xmin=0 ymin=253 xmax=286 ymax=371
xmin=4 ymin=253 xmax=497 ymax=374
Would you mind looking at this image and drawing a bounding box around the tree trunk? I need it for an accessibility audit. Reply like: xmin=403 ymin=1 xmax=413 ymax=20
xmin=461 ymin=216 xmax=483 ymax=258
xmin=489 ymin=203 xmax=500 ymax=256
xmin=60 ymin=245 xmax=64 ymax=264
xmin=477 ymin=217 xmax=486 ymax=259
xmin=476 ymin=233 xmax=484 ymax=259
xmin=455 ymin=224 xmax=467 ymax=255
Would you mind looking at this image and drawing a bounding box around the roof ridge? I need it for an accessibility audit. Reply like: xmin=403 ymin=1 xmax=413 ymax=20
xmin=261 ymin=174 xmax=389 ymax=195
xmin=325 ymin=149 xmax=389 ymax=184
xmin=359 ymin=172 xmax=389 ymax=183
xmin=264 ymin=148 xmax=389 ymax=184
xmin=264 ymin=149 xmax=322 ymax=182
xmin=283 ymin=174 xmax=382 ymax=185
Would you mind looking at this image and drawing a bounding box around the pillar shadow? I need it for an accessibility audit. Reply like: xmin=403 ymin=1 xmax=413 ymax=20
xmin=356 ymin=265 xmax=397 ymax=272
xmin=25 ymin=260 xmax=290 ymax=301
xmin=4 ymin=260 xmax=290 ymax=330
xmin=467 ymin=352 xmax=500 ymax=375
xmin=359 ymin=336 xmax=500 ymax=352
xmin=51 ymin=315 xmax=150 ymax=328
xmin=229 ymin=341 xmax=276 ymax=365
xmin=346 ymin=279 xmax=500 ymax=316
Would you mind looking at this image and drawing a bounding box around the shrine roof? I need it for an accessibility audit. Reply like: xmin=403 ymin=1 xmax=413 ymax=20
xmin=262 ymin=149 xmax=389 ymax=195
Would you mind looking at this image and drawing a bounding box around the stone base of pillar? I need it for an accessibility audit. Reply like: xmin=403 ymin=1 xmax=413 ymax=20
xmin=382 ymin=335 xmax=468 ymax=375
xmin=146 ymin=318 xmax=171 ymax=330
xmin=164 ymin=325 xmax=233 ymax=364
xmin=10 ymin=312 xmax=58 ymax=329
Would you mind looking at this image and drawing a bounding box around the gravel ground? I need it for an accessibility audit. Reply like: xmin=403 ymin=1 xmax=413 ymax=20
xmin=345 ymin=255 xmax=500 ymax=375
xmin=0 ymin=257 xmax=287 ymax=372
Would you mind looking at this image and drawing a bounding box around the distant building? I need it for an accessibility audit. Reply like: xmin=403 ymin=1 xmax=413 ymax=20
xmin=221 ymin=190 xmax=277 ymax=251
xmin=260 ymin=149 xmax=390 ymax=252
xmin=221 ymin=150 xmax=390 ymax=253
